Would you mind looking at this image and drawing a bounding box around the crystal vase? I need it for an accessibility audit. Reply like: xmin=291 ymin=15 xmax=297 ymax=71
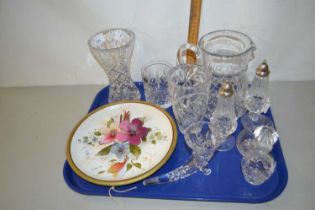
xmin=88 ymin=28 xmax=140 ymax=102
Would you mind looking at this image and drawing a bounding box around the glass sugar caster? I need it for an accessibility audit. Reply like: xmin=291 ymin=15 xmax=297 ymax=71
xmin=241 ymin=60 xmax=273 ymax=132
xmin=210 ymin=81 xmax=238 ymax=151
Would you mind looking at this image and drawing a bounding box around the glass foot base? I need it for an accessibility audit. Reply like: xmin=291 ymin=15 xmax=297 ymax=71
xmin=200 ymin=166 xmax=212 ymax=175
xmin=217 ymin=135 xmax=235 ymax=152
xmin=241 ymin=113 xmax=274 ymax=133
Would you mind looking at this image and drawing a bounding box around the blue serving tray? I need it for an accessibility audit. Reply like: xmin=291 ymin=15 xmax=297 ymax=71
xmin=63 ymin=82 xmax=288 ymax=203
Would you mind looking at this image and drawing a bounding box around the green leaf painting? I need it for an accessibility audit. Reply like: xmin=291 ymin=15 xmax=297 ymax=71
xmin=96 ymin=145 xmax=112 ymax=156
xmin=129 ymin=144 xmax=141 ymax=158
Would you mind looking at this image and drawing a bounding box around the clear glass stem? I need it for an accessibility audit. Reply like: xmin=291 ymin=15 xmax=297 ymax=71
xmin=249 ymin=112 xmax=259 ymax=121
xmin=143 ymin=150 xmax=216 ymax=186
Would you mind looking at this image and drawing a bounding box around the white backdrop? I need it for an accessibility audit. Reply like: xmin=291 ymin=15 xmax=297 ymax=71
xmin=0 ymin=0 xmax=315 ymax=87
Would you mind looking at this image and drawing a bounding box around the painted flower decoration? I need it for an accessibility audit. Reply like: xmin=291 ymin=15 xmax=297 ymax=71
xmin=79 ymin=110 xmax=167 ymax=177
xmin=116 ymin=119 xmax=149 ymax=145
xmin=99 ymin=118 xmax=118 ymax=145
xmin=110 ymin=142 xmax=129 ymax=160
xmin=100 ymin=130 xmax=116 ymax=144
xmin=107 ymin=157 xmax=128 ymax=177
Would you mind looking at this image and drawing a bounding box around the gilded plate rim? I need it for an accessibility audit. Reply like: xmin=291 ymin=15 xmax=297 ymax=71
xmin=65 ymin=100 xmax=178 ymax=186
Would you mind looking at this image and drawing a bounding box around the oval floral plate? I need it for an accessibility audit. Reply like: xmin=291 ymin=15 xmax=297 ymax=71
xmin=66 ymin=100 xmax=177 ymax=186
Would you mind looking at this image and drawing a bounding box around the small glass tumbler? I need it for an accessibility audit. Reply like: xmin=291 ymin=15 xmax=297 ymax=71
xmin=241 ymin=153 xmax=276 ymax=185
xmin=237 ymin=125 xmax=278 ymax=186
xmin=141 ymin=61 xmax=173 ymax=108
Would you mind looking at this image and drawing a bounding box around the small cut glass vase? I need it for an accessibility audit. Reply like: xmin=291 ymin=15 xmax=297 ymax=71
xmin=88 ymin=28 xmax=140 ymax=102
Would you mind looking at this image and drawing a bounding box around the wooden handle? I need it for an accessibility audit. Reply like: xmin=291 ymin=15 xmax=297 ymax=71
xmin=187 ymin=0 xmax=202 ymax=64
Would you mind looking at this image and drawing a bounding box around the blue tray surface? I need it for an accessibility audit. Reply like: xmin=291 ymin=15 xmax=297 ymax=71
xmin=63 ymin=82 xmax=288 ymax=203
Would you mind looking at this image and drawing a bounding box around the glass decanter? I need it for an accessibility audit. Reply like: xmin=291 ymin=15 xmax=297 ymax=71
xmin=241 ymin=60 xmax=273 ymax=132
xmin=88 ymin=28 xmax=140 ymax=102
xmin=143 ymin=121 xmax=222 ymax=186
xmin=210 ymin=81 xmax=237 ymax=151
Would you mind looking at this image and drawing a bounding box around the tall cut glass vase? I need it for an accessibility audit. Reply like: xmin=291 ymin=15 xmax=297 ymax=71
xmin=88 ymin=28 xmax=140 ymax=102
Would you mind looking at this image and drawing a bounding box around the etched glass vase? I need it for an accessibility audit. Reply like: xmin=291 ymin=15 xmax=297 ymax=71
xmin=88 ymin=28 xmax=140 ymax=102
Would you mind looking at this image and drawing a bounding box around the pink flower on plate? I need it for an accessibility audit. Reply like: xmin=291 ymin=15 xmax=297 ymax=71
xmin=116 ymin=119 xmax=149 ymax=145
xmin=99 ymin=129 xmax=117 ymax=144
xmin=99 ymin=117 xmax=120 ymax=145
